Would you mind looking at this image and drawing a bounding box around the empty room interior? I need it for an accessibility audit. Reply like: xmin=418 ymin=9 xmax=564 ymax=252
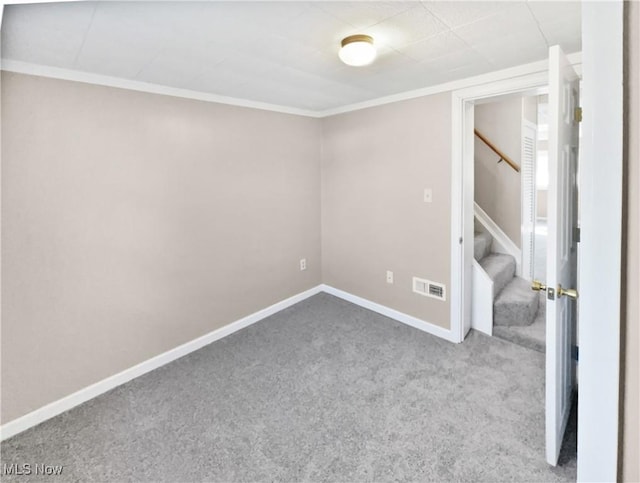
xmin=0 ymin=1 xmax=638 ymax=482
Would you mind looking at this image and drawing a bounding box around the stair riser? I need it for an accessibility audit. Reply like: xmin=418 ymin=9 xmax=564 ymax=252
xmin=537 ymin=292 xmax=546 ymax=317
xmin=494 ymin=301 xmax=539 ymax=327
xmin=474 ymin=231 xmax=493 ymax=262
xmin=491 ymin=264 xmax=516 ymax=297
xmin=478 ymin=254 xmax=516 ymax=297
xmin=493 ymin=277 xmax=541 ymax=327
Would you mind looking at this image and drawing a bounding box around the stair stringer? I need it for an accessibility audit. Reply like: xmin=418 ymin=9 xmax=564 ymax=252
xmin=474 ymin=202 xmax=522 ymax=277
xmin=471 ymin=259 xmax=494 ymax=336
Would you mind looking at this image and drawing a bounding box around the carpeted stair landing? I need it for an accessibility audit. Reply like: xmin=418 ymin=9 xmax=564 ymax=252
xmin=475 ymin=231 xmax=544 ymax=352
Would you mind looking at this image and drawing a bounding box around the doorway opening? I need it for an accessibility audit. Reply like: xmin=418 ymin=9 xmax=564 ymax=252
xmin=472 ymin=92 xmax=551 ymax=352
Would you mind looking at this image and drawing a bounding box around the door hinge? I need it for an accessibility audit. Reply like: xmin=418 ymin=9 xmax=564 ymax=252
xmin=574 ymin=227 xmax=581 ymax=243
xmin=574 ymin=107 xmax=583 ymax=123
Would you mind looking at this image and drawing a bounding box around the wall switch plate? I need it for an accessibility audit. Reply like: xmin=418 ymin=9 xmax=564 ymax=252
xmin=300 ymin=259 xmax=307 ymax=271
xmin=386 ymin=270 xmax=394 ymax=284
xmin=424 ymin=188 xmax=433 ymax=203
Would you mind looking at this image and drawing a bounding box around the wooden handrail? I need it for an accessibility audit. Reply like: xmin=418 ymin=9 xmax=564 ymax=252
xmin=474 ymin=129 xmax=520 ymax=173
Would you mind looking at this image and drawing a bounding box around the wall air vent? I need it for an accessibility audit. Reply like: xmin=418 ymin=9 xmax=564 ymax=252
xmin=412 ymin=277 xmax=446 ymax=301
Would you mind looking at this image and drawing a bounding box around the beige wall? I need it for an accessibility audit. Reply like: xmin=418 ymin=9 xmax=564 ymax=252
xmin=0 ymin=72 xmax=322 ymax=423
xmin=321 ymin=94 xmax=451 ymax=329
xmin=622 ymin=2 xmax=639 ymax=481
xmin=474 ymin=97 xmax=523 ymax=247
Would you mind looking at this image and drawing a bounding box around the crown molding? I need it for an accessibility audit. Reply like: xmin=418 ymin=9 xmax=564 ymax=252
xmin=1 ymin=52 xmax=582 ymax=120
xmin=0 ymin=59 xmax=322 ymax=118
xmin=317 ymin=51 xmax=582 ymax=117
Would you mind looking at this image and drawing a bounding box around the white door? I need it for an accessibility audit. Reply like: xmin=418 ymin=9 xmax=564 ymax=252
xmin=544 ymin=45 xmax=580 ymax=466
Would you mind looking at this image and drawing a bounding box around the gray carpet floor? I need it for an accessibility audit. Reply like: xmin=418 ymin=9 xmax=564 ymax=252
xmin=1 ymin=293 xmax=576 ymax=482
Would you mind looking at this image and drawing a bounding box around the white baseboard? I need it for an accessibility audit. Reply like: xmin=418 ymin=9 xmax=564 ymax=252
xmin=1 ymin=283 xmax=458 ymax=441
xmin=320 ymin=284 xmax=458 ymax=343
xmin=0 ymin=285 xmax=323 ymax=441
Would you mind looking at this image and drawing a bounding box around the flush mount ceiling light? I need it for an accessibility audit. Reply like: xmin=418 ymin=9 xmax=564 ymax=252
xmin=339 ymin=34 xmax=377 ymax=67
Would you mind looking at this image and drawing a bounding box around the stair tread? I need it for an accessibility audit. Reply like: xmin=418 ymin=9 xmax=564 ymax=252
xmin=495 ymin=277 xmax=539 ymax=305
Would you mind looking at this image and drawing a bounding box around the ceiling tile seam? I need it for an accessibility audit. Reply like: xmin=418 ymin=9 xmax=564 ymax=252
xmin=418 ymin=1 xmax=456 ymax=29
xmin=467 ymin=52 xmax=497 ymax=71
xmin=366 ymin=3 xmax=452 ymax=52
xmin=133 ymin=49 xmax=163 ymax=81
xmin=415 ymin=1 xmax=454 ymax=30
xmin=369 ymin=2 xmax=447 ymax=32
xmin=307 ymin=3 xmax=343 ymax=20
xmin=311 ymin=2 xmax=413 ymax=32
xmin=281 ymin=3 xmax=315 ymax=28
xmin=443 ymin=11 xmax=517 ymax=70
xmin=388 ymin=5 xmax=492 ymax=66
xmin=132 ymin=35 xmax=179 ymax=81
xmin=131 ymin=5 xmax=224 ymax=82
xmin=419 ymin=1 xmax=500 ymax=31
xmin=378 ymin=43 xmax=419 ymax=65
xmin=266 ymin=33 xmax=339 ymax=68
xmin=525 ymin=3 xmax=551 ymax=49
xmin=305 ymin=3 xmax=361 ymax=33
xmin=71 ymin=2 xmax=98 ymax=69
xmin=422 ymin=2 xmax=540 ymax=59
xmin=447 ymin=28 xmax=497 ymax=70
xmin=395 ymin=25 xmax=496 ymax=70
xmin=389 ymin=28 xmax=458 ymax=63
xmin=398 ymin=29 xmax=496 ymax=67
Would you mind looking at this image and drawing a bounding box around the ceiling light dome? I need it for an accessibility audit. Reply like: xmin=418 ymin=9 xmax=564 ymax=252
xmin=339 ymin=34 xmax=376 ymax=67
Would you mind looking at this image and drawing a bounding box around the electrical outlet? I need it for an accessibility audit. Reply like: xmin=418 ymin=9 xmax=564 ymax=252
xmin=386 ymin=270 xmax=394 ymax=284
xmin=424 ymin=188 xmax=433 ymax=203
xmin=300 ymin=258 xmax=307 ymax=271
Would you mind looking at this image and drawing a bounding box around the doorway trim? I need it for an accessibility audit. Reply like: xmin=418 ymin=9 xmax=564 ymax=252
xmin=576 ymin=2 xmax=623 ymax=480
xmin=450 ymin=69 xmax=552 ymax=343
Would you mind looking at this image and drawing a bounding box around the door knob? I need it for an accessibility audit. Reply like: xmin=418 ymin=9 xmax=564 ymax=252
xmin=558 ymin=284 xmax=579 ymax=300
xmin=531 ymin=280 xmax=547 ymax=291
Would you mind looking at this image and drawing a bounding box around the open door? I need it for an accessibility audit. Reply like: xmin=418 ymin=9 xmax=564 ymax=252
xmin=534 ymin=45 xmax=580 ymax=466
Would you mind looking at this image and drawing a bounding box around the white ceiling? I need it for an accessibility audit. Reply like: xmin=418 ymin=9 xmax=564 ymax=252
xmin=1 ymin=1 xmax=581 ymax=112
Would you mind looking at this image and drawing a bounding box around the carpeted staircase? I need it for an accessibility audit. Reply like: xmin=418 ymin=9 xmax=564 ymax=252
xmin=474 ymin=231 xmax=546 ymax=352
